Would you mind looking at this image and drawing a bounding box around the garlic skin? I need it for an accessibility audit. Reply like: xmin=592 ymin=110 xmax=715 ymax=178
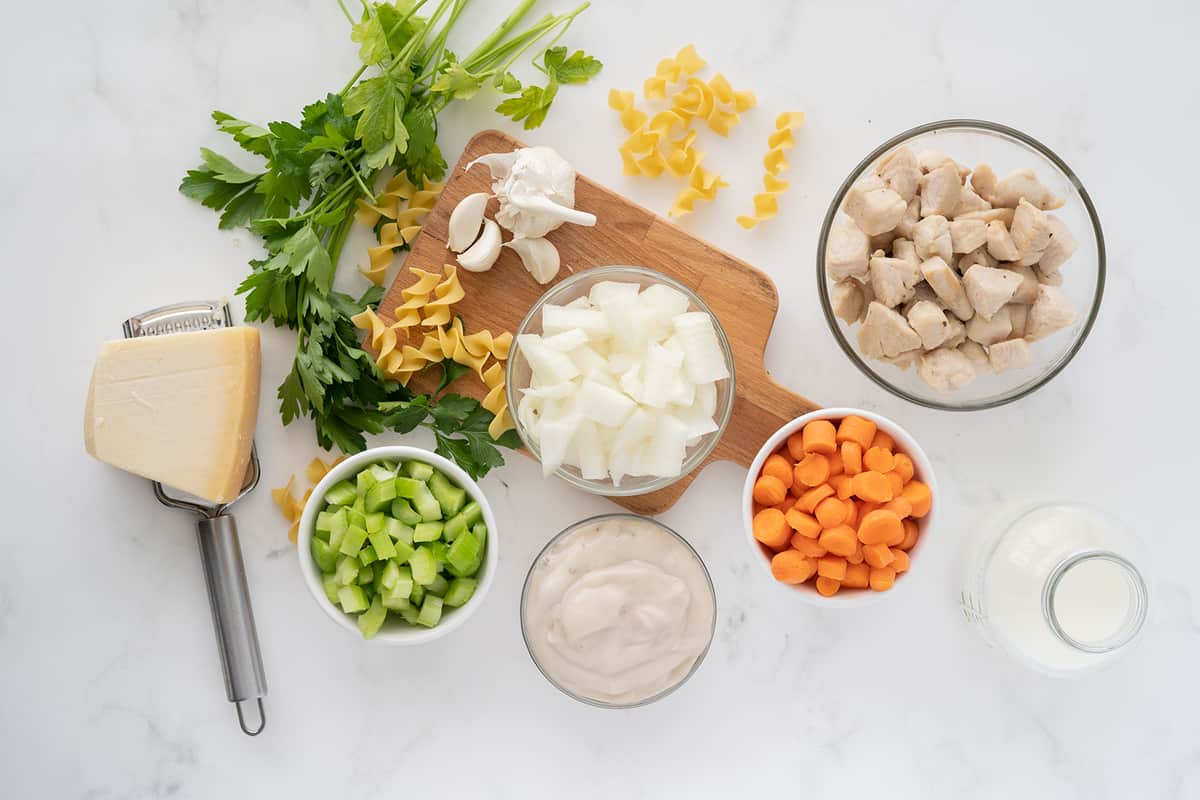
xmin=504 ymin=237 xmax=560 ymax=284
xmin=447 ymin=192 xmax=489 ymax=253
xmin=466 ymin=146 xmax=596 ymax=238
xmin=456 ymin=218 xmax=502 ymax=272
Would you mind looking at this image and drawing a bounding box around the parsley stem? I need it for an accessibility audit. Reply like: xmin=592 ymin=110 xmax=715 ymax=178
xmin=340 ymin=152 xmax=375 ymax=198
xmin=336 ymin=0 xmax=354 ymax=24
xmin=462 ymin=0 xmax=537 ymax=67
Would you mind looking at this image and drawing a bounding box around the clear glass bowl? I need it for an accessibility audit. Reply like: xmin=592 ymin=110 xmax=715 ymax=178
xmin=817 ymin=119 xmax=1106 ymax=410
xmin=519 ymin=513 xmax=717 ymax=708
xmin=505 ymin=265 xmax=737 ymax=496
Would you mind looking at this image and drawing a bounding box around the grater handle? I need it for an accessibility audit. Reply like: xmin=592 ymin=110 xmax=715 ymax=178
xmin=195 ymin=514 xmax=267 ymax=735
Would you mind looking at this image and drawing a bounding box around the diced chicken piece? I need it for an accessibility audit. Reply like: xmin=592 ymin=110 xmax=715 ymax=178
xmin=971 ymin=163 xmax=999 ymax=204
xmin=1036 ymin=267 xmax=1064 ymax=286
xmin=950 ymin=219 xmax=988 ymax=253
xmin=988 ymin=338 xmax=1033 ymax=373
xmin=855 ymin=173 xmax=885 ymax=192
xmin=966 ymin=305 xmax=1013 ymax=346
xmin=918 ymin=347 xmax=977 ymax=392
xmin=943 ymin=314 xmax=967 ymax=348
xmin=831 ymin=280 xmax=866 ymax=324
xmin=920 ymin=164 xmax=963 ymax=218
xmin=825 ymin=221 xmax=871 ymax=281
xmin=1011 ymin=199 xmax=1052 ymax=265
xmin=1008 ymin=303 xmax=1029 ymax=338
xmin=902 ymin=283 xmax=940 ymax=316
xmin=986 ymin=220 xmax=1021 ymax=261
xmin=843 ymin=184 xmax=908 ymax=236
xmin=914 ymin=215 xmax=952 ymax=263
xmin=1038 ymin=215 xmax=1078 ymax=273
xmin=917 ymin=150 xmax=970 ymax=178
xmin=892 ymin=238 xmax=919 ymax=269
xmin=876 ymin=146 xmax=922 ymax=201
xmin=1026 ymin=285 xmax=1077 ymax=341
xmin=870 ymin=253 xmax=923 ymax=308
xmin=1005 ymin=264 xmax=1039 ymax=304
xmin=958 ymin=246 xmax=998 ymax=272
xmin=869 ymin=229 xmax=897 ymax=253
xmin=895 ymin=197 xmax=921 ymax=238
xmin=879 ymin=349 xmax=919 ymax=370
xmin=955 ymin=207 xmax=1015 ymax=226
xmin=993 ymin=168 xmax=1065 ymax=210
xmin=963 ymin=264 xmax=1023 ymax=320
xmin=958 ymin=340 xmax=991 ymax=373
xmin=921 ymin=256 xmax=974 ymax=321
xmin=906 ymin=300 xmax=953 ymax=350
xmin=953 ymin=185 xmax=992 ymax=217
xmin=858 ymin=301 xmax=923 ymax=359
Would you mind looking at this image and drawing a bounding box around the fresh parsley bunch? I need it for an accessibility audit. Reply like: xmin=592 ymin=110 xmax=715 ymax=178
xmin=179 ymin=0 xmax=600 ymax=478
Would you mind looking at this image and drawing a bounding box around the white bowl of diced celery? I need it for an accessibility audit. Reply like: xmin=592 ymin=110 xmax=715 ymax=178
xmin=297 ymin=446 xmax=497 ymax=644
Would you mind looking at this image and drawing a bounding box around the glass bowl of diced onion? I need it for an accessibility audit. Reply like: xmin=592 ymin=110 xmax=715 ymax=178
xmin=817 ymin=119 xmax=1106 ymax=410
xmin=506 ymin=265 xmax=737 ymax=496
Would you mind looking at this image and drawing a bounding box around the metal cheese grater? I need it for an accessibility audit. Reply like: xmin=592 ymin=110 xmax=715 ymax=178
xmin=123 ymin=300 xmax=268 ymax=736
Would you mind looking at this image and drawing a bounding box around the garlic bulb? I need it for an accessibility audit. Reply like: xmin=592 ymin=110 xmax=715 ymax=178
xmin=466 ymin=146 xmax=596 ymax=239
xmin=456 ymin=218 xmax=502 ymax=272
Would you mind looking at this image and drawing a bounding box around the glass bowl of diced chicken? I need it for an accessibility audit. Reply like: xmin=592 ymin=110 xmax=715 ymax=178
xmin=817 ymin=119 xmax=1105 ymax=410
xmin=506 ymin=265 xmax=737 ymax=496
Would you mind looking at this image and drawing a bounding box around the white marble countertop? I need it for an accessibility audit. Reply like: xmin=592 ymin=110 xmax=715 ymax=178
xmin=5 ymin=0 xmax=1200 ymax=796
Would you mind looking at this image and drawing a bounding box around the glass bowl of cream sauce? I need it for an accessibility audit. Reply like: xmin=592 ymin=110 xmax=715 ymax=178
xmin=520 ymin=513 xmax=717 ymax=708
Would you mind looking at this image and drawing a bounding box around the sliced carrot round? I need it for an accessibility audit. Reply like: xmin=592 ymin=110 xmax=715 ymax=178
xmin=892 ymin=452 xmax=915 ymax=482
xmin=817 ymin=555 xmax=847 ymax=581
xmin=762 ymin=454 xmax=794 ymax=489
xmin=869 ymin=566 xmax=896 ymax=591
xmin=791 ymin=534 xmax=828 ymax=558
xmin=898 ymin=519 xmax=920 ymax=550
xmin=815 ymin=496 xmax=849 ymax=528
xmin=798 ymin=483 xmax=835 ymax=513
xmin=785 ymin=432 xmax=807 ymax=461
xmin=752 ymin=507 xmax=792 ymax=549
xmin=853 ymin=471 xmax=894 ymax=503
xmin=843 ymin=562 xmax=870 ymax=588
xmin=752 ymin=475 xmax=788 ymax=506
xmin=771 ymin=550 xmax=816 ymax=584
xmin=864 ymin=446 xmax=896 ymax=473
xmin=815 ymin=576 xmax=841 ymax=596
xmin=802 ymin=419 xmax=838 ymax=454
xmin=785 ymin=509 xmax=822 ymax=539
xmin=858 ymin=509 xmax=904 ymax=545
xmin=836 ymin=415 xmax=877 ymax=450
xmin=863 ymin=542 xmax=895 ymax=568
xmin=901 ymin=480 xmax=933 ymax=517
xmin=818 ymin=525 xmax=857 ymax=557
xmin=890 ymin=549 xmax=911 ymax=573
xmin=884 ymin=497 xmax=912 ymax=520
xmin=841 ymin=441 xmax=863 ymax=475
xmin=793 ymin=452 xmax=830 ymax=487
xmin=871 ymin=430 xmax=895 ymax=451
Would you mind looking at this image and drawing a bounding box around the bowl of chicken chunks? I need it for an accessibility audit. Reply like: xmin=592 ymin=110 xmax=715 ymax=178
xmin=817 ymin=119 xmax=1104 ymax=410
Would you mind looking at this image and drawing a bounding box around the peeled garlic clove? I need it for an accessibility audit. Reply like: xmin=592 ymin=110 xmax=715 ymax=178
xmin=447 ymin=192 xmax=489 ymax=253
xmin=504 ymin=237 xmax=560 ymax=284
xmin=456 ymin=218 xmax=502 ymax=272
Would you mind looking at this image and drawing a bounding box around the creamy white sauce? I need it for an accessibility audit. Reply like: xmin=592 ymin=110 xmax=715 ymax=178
xmin=522 ymin=517 xmax=715 ymax=705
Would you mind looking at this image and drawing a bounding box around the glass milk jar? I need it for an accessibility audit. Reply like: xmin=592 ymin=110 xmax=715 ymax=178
xmin=961 ymin=503 xmax=1149 ymax=676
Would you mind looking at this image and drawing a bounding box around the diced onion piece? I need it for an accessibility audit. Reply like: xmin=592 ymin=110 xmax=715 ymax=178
xmin=589 ymin=281 xmax=640 ymax=307
xmin=673 ymin=312 xmax=729 ymax=384
xmin=576 ymin=379 xmax=636 ymax=427
xmin=518 ymin=334 xmax=580 ymax=385
xmin=640 ymin=342 xmax=685 ymax=408
xmin=568 ymin=344 xmax=608 ymax=376
xmin=572 ymin=419 xmax=608 ymax=480
xmin=542 ymin=305 xmax=609 ymax=338
xmin=695 ymin=381 xmax=717 ymax=418
xmin=543 ymin=329 xmax=589 ymax=351
xmin=642 ymin=414 xmax=689 ymax=478
xmin=618 ymin=364 xmax=643 ymax=403
xmin=537 ymin=416 xmax=573 ymax=477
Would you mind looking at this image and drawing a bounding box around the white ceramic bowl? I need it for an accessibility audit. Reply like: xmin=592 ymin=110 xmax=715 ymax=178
xmin=741 ymin=408 xmax=939 ymax=608
xmin=297 ymin=446 xmax=499 ymax=644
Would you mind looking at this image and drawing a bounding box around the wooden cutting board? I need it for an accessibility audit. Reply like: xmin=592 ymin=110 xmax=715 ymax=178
xmin=377 ymin=129 xmax=818 ymax=514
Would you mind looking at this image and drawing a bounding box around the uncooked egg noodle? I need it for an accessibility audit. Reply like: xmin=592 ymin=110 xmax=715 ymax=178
xmin=737 ymin=111 xmax=806 ymax=229
xmin=355 ymin=174 xmax=443 ymax=286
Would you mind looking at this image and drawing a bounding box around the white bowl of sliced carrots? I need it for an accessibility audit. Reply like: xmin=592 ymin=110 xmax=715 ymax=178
xmin=742 ymin=408 xmax=938 ymax=607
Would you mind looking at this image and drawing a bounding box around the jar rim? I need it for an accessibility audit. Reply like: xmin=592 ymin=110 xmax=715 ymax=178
xmin=1042 ymin=550 xmax=1148 ymax=654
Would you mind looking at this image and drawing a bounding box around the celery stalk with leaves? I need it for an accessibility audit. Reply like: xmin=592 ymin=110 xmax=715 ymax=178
xmin=179 ymin=0 xmax=600 ymax=478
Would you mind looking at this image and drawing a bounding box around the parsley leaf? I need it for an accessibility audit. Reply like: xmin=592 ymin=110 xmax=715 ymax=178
xmin=212 ymin=111 xmax=273 ymax=157
xmin=282 ymin=225 xmax=334 ymax=293
xmin=542 ymin=47 xmax=603 ymax=84
xmin=345 ymin=74 xmax=411 ymax=168
xmin=495 ymin=83 xmax=558 ymax=130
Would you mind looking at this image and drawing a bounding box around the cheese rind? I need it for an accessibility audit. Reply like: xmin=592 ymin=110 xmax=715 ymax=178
xmin=84 ymin=327 xmax=261 ymax=503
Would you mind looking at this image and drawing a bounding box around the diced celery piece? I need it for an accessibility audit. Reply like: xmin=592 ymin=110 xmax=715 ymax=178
xmin=357 ymin=564 xmax=374 ymax=585
xmin=446 ymin=532 xmax=482 ymax=578
xmin=338 ymin=584 xmax=368 ymax=613
xmin=383 ymin=517 xmax=414 ymax=545
xmin=410 ymin=581 xmax=425 ymax=606
xmin=379 ymin=559 xmax=401 ymax=590
xmin=399 ymin=603 xmax=421 ymax=626
xmin=356 ymin=469 xmax=378 ymax=498
xmin=348 ymin=508 xmax=367 ymax=531
xmin=365 ymin=478 xmax=397 ymax=513
xmin=443 ymin=513 xmax=468 ymax=542
xmin=310 ymin=537 xmax=337 ymax=572
xmin=328 ymin=508 xmax=349 ymax=550
xmin=365 ymin=512 xmax=385 ymax=534
xmin=413 ymin=521 xmax=443 ymax=543
xmin=315 ymin=511 xmax=336 ymax=534
xmin=339 ymin=524 xmax=369 ymax=557
xmin=324 ymin=480 xmax=356 ymax=507
xmin=382 ymin=593 xmax=411 ymax=611
xmin=417 ymin=596 xmax=443 ymax=628
xmin=443 ymin=577 xmax=478 ymax=607
xmin=351 ymin=496 xmax=365 ymax=515
xmin=426 ymin=574 xmax=449 ymax=596
xmin=460 ymin=501 xmax=483 ymax=528
xmin=410 ymin=546 xmax=438 ymax=585
xmin=393 ymin=565 xmax=413 ymax=596
xmin=472 ymin=521 xmax=488 ymax=548
xmin=428 ymin=542 xmax=448 ymax=565
xmin=382 ymin=573 xmax=412 ymax=608
xmin=403 ymin=460 xmax=435 ymax=481
xmin=411 ymin=484 xmax=443 ymax=522
xmin=379 ymin=459 xmax=398 ymax=472
xmin=389 ymin=498 xmax=422 ymax=526
xmin=428 ymin=471 xmax=466 ymax=517
xmin=356 ymin=596 xmax=388 ymax=639
xmin=358 ymin=546 xmax=378 ymax=566
xmin=321 ymin=574 xmax=342 ymax=605
xmin=368 ymin=531 xmax=397 ymax=559
xmin=394 ymin=477 xmax=424 ymax=499
xmin=368 ymin=463 xmax=396 ymax=482
xmin=335 ymin=556 xmax=360 ymax=586
xmin=391 ymin=539 xmax=414 ymax=565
